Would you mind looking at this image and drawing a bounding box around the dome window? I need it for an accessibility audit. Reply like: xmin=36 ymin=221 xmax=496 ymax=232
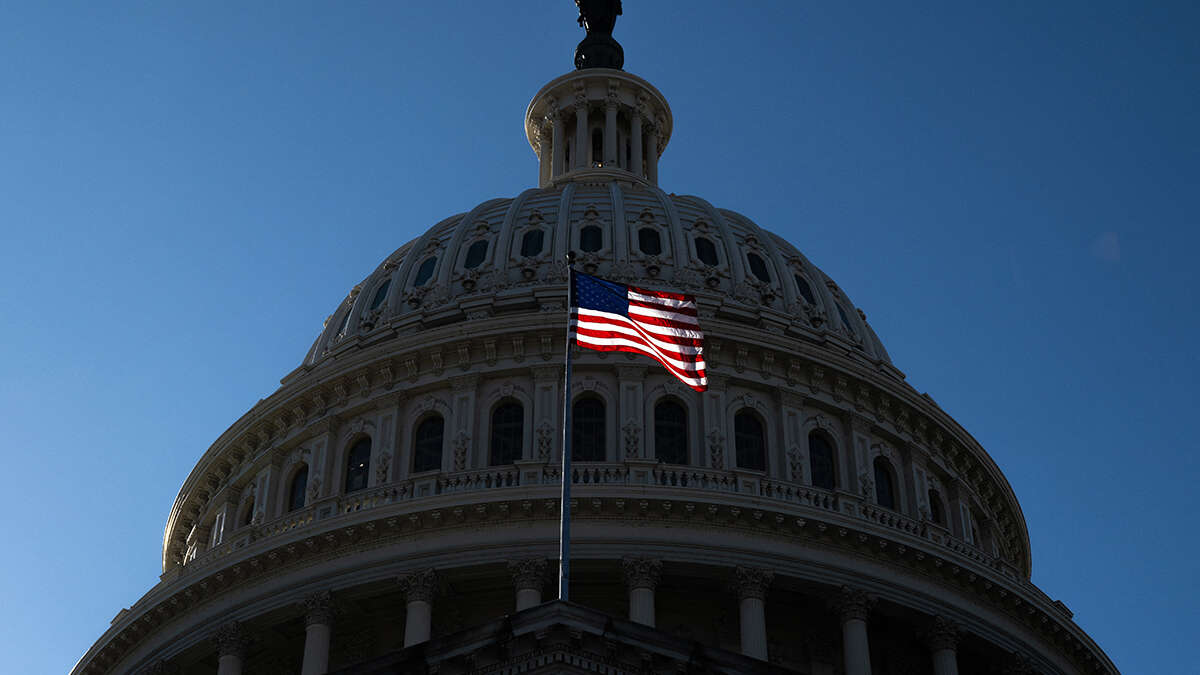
xmin=344 ymin=438 xmax=371 ymax=494
xmin=874 ymin=457 xmax=896 ymax=510
xmin=580 ymin=225 xmax=603 ymax=253
xmin=639 ymin=228 xmax=662 ymax=256
xmin=808 ymin=432 xmax=836 ymax=490
xmin=794 ymin=275 xmax=816 ymax=305
xmin=734 ymin=410 xmax=766 ymax=471
xmin=521 ymin=229 xmax=545 ymax=257
xmin=413 ymin=415 xmax=444 ymax=474
xmin=572 ymin=396 xmax=606 ymax=461
xmin=239 ymin=497 xmax=255 ymax=528
xmin=288 ymin=464 xmax=308 ymax=512
xmin=694 ymin=236 xmax=719 ymax=266
xmin=463 ymin=240 xmax=488 ymax=269
xmin=489 ymin=401 xmax=524 ymax=466
xmin=335 ymin=308 xmax=351 ymax=338
xmin=836 ymin=302 xmax=857 ymax=336
xmin=747 ymin=253 xmax=772 ymax=284
xmin=369 ymin=279 xmax=391 ymax=311
xmin=929 ymin=488 xmax=945 ymax=526
xmin=654 ymin=399 xmax=688 ymax=465
xmin=413 ymin=257 xmax=437 ymax=287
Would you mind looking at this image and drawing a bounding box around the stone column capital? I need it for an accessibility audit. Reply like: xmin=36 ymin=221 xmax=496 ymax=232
xmin=398 ymin=569 xmax=438 ymax=603
xmin=622 ymin=557 xmax=663 ymax=591
xmin=925 ymin=615 xmax=960 ymax=652
xmin=1001 ymin=652 xmax=1035 ymax=675
xmin=303 ymin=590 xmax=336 ymax=627
xmin=507 ymin=557 xmax=548 ymax=592
xmin=213 ymin=620 xmax=250 ymax=659
xmin=834 ymin=586 xmax=876 ymax=623
xmin=733 ymin=566 xmax=774 ymax=601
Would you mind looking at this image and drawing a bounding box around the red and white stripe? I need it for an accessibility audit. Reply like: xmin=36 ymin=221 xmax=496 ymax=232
xmin=571 ymin=285 xmax=708 ymax=391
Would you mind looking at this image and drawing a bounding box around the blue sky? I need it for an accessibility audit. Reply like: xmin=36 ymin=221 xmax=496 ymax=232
xmin=1 ymin=2 xmax=1196 ymax=673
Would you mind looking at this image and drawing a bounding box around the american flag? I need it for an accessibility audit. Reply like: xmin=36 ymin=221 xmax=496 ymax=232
xmin=569 ymin=271 xmax=708 ymax=391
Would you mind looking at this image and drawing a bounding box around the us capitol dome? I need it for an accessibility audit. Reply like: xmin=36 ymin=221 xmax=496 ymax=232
xmin=75 ymin=6 xmax=1116 ymax=675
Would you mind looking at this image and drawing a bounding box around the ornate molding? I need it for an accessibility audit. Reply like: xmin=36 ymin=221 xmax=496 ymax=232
xmin=303 ymin=590 xmax=335 ymax=627
xmin=399 ymin=568 xmax=438 ymax=603
xmin=621 ymin=557 xmax=662 ymax=591
xmin=213 ymin=620 xmax=249 ymax=659
xmin=733 ymin=566 xmax=774 ymax=601
xmin=507 ymin=557 xmax=548 ymax=592
xmin=834 ymin=585 xmax=876 ymax=623
xmin=926 ymin=615 xmax=959 ymax=652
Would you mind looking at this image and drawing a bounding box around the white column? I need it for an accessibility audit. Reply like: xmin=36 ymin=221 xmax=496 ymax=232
xmin=214 ymin=621 xmax=248 ymax=675
xmin=645 ymin=123 xmax=659 ymax=184
xmin=927 ymin=616 xmax=960 ymax=675
xmin=604 ymin=90 xmax=619 ymax=167
xmin=630 ymin=109 xmax=643 ymax=177
xmin=622 ymin=557 xmax=662 ymax=627
xmin=733 ymin=566 xmax=773 ymax=660
xmin=400 ymin=569 xmax=437 ymax=647
xmin=537 ymin=122 xmax=551 ymax=187
xmin=574 ymin=94 xmax=589 ymax=169
xmin=836 ymin=586 xmax=874 ymax=675
xmin=551 ymin=109 xmax=566 ymax=178
xmin=301 ymin=591 xmax=334 ymax=675
xmin=508 ymin=558 xmax=547 ymax=611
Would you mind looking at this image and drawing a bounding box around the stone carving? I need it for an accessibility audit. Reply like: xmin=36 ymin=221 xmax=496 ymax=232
xmin=452 ymin=432 xmax=470 ymax=471
xmin=622 ymin=420 xmax=641 ymax=459
xmin=622 ymin=557 xmax=662 ymax=590
xmin=733 ymin=566 xmax=774 ymax=600
xmin=536 ymin=421 xmax=555 ymax=461
xmin=375 ymin=452 xmax=391 ymax=484
xmin=507 ymin=557 xmax=548 ymax=591
xmin=787 ymin=445 xmax=804 ymax=483
xmin=925 ymin=616 xmax=959 ymax=652
xmin=1001 ymin=652 xmax=1035 ymax=675
xmin=303 ymin=590 xmax=335 ymax=627
xmin=213 ymin=620 xmax=249 ymax=659
xmin=398 ymin=569 xmax=438 ymax=603
xmin=306 ymin=475 xmax=322 ymax=503
xmin=706 ymin=428 xmax=725 ymax=469
xmin=834 ymin=586 xmax=876 ymax=622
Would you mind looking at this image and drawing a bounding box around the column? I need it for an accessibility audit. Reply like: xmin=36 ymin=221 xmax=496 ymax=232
xmin=301 ymin=591 xmax=334 ymax=675
xmin=399 ymin=569 xmax=437 ymax=647
xmin=537 ymin=122 xmax=552 ymax=186
xmin=630 ymin=109 xmax=643 ymax=177
xmin=927 ymin=616 xmax=960 ymax=675
xmin=508 ymin=558 xmax=548 ymax=611
xmin=214 ymin=621 xmax=248 ymax=675
xmin=622 ymin=557 xmax=662 ymax=627
xmin=574 ymin=91 xmax=589 ymax=169
xmin=645 ymin=123 xmax=659 ymax=184
xmin=1001 ymin=652 xmax=1035 ymax=675
xmin=733 ymin=566 xmax=774 ymax=660
xmin=604 ymin=88 xmax=619 ymax=167
xmin=836 ymin=586 xmax=875 ymax=675
xmin=551 ymin=109 xmax=565 ymax=178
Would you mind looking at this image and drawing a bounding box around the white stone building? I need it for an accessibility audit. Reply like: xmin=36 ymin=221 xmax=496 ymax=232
xmin=73 ymin=9 xmax=1117 ymax=675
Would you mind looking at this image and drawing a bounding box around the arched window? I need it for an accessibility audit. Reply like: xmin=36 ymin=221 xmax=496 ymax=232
xmin=463 ymin=240 xmax=488 ymax=269
xmin=836 ymin=303 xmax=856 ymax=336
xmin=734 ymin=410 xmax=766 ymax=471
xmin=344 ymin=438 xmax=371 ymax=494
xmin=654 ymin=400 xmax=688 ymax=465
xmin=579 ymin=225 xmax=602 ymax=253
xmin=288 ymin=464 xmax=308 ymax=512
xmin=370 ymin=279 xmax=391 ymax=311
xmin=335 ymin=308 xmax=351 ymax=338
xmin=413 ymin=257 xmax=437 ymax=287
xmin=928 ymin=489 xmax=945 ymax=526
xmin=521 ymin=229 xmax=544 ymax=257
xmin=490 ymin=401 xmax=524 ymax=465
xmin=239 ymin=497 xmax=255 ymax=528
xmin=874 ymin=457 xmax=896 ymax=510
xmin=572 ymin=397 xmax=606 ymax=461
xmin=794 ymin=274 xmax=816 ymax=305
xmin=746 ymin=253 xmax=771 ymax=283
xmin=413 ymin=415 xmax=444 ymax=474
xmin=809 ymin=432 xmax=836 ymax=490
xmin=639 ymin=228 xmax=662 ymax=256
xmin=694 ymin=237 xmax=719 ymax=266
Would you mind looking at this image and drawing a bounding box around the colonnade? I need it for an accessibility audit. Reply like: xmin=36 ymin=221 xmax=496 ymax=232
xmin=538 ymin=85 xmax=662 ymax=185
xmin=205 ymin=561 xmax=973 ymax=675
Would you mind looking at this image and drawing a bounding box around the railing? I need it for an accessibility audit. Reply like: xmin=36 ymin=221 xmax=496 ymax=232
xmin=181 ymin=461 xmax=1016 ymax=580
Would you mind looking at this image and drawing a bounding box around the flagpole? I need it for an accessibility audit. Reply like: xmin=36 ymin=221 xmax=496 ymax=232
xmin=558 ymin=251 xmax=576 ymax=602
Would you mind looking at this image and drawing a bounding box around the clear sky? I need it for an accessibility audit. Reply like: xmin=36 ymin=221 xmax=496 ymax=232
xmin=1 ymin=2 xmax=1196 ymax=673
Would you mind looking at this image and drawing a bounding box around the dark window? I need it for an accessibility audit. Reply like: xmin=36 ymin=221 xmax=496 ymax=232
xmin=413 ymin=415 xmax=444 ymax=473
xmin=639 ymin=228 xmax=662 ymax=256
xmin=794 ymin=275 xmax=815 ymax=305
xmin=344 ymin=438 xmax=371 ymax=494
xmin=836 ymin=303 xmax=856 ymax=335
xmin=370 ymin=279 xmax=391 ymax=311
xmin=747 ymin=253 xmax=771 ymax=283
xmin=413 ymin=257 xmax=437 ymax=287
xmin=335 ymin=308 xmax=351 ymax=337
xmin=874 ymin=457 xmax=896 ymax=510
xmin=580 ymin=225 xmax=602 ymax=253
xmin=572 ymin=397 xmax=606 ymax=461
xmin=288 ymin=465 xmax=308 ymax=512
xmin=734 ymin=410 xmax=766 ymax=471
xmin=929 ymin=489 xmax=945 ymax=525
xmin=239 ymin=498 xmax=255 ymax=527
xmin=654 ymin=400 xmax=688 ymax=464
xmin=591 ymin=128 xmax=603 ymax=165
xmin=521 ymin=229 xmax=544 ymax=257
xmin=490 ymin=401 xmax=524 ymax=465
xmin=694 ymin=237 xmax=719 ymax=266
xmin=463 ymin=240 xmax=488 ymax=269
xmin=809 ymin=433 xmax=836 ymax=490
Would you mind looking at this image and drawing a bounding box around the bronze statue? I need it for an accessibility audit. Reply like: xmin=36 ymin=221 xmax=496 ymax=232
xmin=574 ymin=0 xmax=624 ymax=70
